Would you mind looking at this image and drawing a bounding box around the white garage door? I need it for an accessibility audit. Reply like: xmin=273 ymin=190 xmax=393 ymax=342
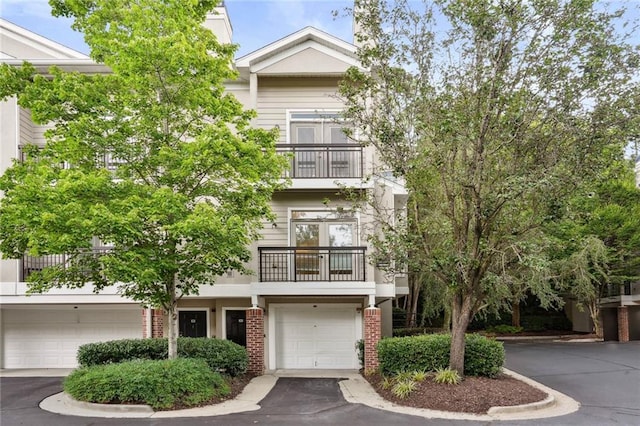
xmin=2 ymin=307 xmax=141 ymax=368
xmin=276 ymin=306 xmax=359 ymax=369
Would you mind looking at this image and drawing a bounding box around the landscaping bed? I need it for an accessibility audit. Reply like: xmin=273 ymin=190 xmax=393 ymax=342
xmin=365 ymin=372 xmax=547 ymax=414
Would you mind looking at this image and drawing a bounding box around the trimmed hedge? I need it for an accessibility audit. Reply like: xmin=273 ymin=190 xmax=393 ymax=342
xmin=64 ymin=358 xmax=228 ymax=410
xmin=77 ymin=337 xmax=247 ymax=376
xmin=377 ymin=333 xmax=504 ymax=377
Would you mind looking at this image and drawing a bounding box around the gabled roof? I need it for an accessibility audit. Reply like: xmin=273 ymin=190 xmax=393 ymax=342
xmin=235 ymin=26 xmax=360 ymax=78
xmin=0 ymin=18 xmax=88 ymax=60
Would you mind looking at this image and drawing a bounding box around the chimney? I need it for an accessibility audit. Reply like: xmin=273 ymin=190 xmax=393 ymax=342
xmin=204 ymin=3 xmax=232 ymax=45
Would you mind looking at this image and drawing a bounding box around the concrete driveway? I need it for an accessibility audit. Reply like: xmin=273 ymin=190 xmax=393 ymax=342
xmin=1 ymin=342 xmax=638 ymax=425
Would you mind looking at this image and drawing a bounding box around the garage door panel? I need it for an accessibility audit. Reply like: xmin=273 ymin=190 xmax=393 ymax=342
xmin=2 ymin=308 xmax=141 ymax=368
xmin=275 ymin=307 xmax=358 ymax=369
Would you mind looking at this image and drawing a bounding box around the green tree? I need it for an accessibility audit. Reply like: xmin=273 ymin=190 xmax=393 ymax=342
xmin=0 ymin=0 xmax=287 ymax=359
xmin=549 ymin=163 xmax=640 ymax=338
xmin=340 ymin=0 xmax=638 ymax=374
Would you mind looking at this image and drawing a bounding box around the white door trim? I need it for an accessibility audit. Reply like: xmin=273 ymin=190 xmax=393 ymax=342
xmin=221 ymin=307 xmax=249 ymax=341
xmin=176 ymin=307 xmax=211 ymax=338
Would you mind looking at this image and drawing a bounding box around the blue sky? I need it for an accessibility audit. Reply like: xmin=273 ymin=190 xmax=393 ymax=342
xmin=0 ymin=0 xmax=354 ymax=57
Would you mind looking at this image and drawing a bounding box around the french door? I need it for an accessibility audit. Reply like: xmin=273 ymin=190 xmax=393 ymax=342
xmin=291 ymin=220 xmax=356 ymax=281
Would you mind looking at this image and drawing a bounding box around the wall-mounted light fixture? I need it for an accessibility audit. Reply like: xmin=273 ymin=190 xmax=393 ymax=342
xmin=271 ymin=222 xmax=278 ymax=228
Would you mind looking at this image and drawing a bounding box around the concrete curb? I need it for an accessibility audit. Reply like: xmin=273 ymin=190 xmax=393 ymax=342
xmin=339 ymin=368 xmax=580 ymax=421
xmin=39 ymin=374 xmax=278 ymax=418
xmin=38 ymin=369 xmax=580 ymax=420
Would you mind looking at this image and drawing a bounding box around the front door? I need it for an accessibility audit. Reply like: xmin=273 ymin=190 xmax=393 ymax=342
xmin=226 ymin=310 xmax=247 ymax=347
xmin=178 ymin=310 xmax=207 ymax=338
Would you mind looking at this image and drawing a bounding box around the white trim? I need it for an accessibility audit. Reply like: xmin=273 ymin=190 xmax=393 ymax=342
xmin=249 ymin=40 xmax=360 ymax=74
xmin=236 ymin=27 xmax=356 ymax=67
xmin=0 ymin=18 xmax=88 ymax=59
xmin=221 ymin=307 xmax=249 ymax=341
xmin=176 ymin=307 xmax=211 ymax=338
xmin=267 ymin=303 xmax=363 ymax=370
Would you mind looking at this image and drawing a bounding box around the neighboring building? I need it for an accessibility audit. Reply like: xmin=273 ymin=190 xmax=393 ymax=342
xmin=0 ymin=8 xmax=408 ymax=371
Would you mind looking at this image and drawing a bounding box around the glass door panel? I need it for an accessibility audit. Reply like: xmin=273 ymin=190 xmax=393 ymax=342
xmin=294 ymin=223 xmax=322 ymax=280
xmin=329 ymin=223 xmax=354 ymax=278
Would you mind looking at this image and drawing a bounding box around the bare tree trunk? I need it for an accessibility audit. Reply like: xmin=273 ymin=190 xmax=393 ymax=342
xmin=443 ymin=307 xmax=451 ymax=331
xmin=167 ymin=277 xmax=179 ymax=359
xmin=588 ymin=301 xmax=603 ymax=339
xmin=450 ymin=294 xmax=472 ymax=375
xmin=511 ymin=298 xmax=521 ymax=328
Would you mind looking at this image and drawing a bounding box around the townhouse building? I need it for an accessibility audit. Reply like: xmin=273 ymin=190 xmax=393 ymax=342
xmin=0 ymin=6 xmax=409 ymax=372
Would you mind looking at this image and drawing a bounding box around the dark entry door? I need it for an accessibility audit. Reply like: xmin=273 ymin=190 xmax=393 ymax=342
xmin=226 ymin=310 xmax=247 ymax=347
xmin=178 ymin=310 xmax=207 ymax=338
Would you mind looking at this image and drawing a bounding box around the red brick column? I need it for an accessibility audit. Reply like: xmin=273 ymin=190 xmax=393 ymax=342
xmin=618 ymin=306 xmax=629 ymax=342
xmin=143 ymin=309 xmax=165 ymax=338
xmin=364 ymin=307 xmax=381 ymax=373
xmin=246 ymin=308 xmax=265 ymax=375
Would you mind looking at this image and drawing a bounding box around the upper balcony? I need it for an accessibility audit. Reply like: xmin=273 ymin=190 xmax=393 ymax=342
xmin=277 ymin=143 xmax=365 ymax=189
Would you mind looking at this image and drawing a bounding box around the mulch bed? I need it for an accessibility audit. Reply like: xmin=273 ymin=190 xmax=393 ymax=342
xmin=365 ymin=372 xmax=548 ymax=414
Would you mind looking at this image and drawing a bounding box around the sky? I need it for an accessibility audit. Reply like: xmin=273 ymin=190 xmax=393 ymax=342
xmin=0 ymin=0 xmax=355 ymax=58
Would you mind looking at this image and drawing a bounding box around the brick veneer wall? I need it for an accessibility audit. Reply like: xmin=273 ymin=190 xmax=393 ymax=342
xmin=364 ymin=307 xmax=381 ymax=373
xmin=246 ymin=308 xmax=265 ymax=375
xmin=618 ymin=306 xmax=629 ymax=342
xmin=142 ymin=309 xmax=165 ymax=338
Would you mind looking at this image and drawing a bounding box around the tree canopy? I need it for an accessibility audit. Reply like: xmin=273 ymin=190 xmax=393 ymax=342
xmin=340 ymin=0 xmax=639 ymax=373
xmin=0 ymin=0 xmax=287 ymax=358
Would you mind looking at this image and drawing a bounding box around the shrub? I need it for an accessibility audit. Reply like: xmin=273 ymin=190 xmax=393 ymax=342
xmin=433 ymin=367 xmax=461 ymax=385
xmin=377 ymin=333 xmax=504 ymax=377
xmin=392 ymin=327 xmax=444 ymax=337
xmin=486 ymin=324 xmax=523 ymax=334
xmin=356 ymin=339 xmax=365 ymax=367
xmin=64 ymin=358 xmax=229 ymax=410
xmin=391 ymin=379 xmax=416 ymax=399
xmin=77 ymin=337 xmax=248 ymax=376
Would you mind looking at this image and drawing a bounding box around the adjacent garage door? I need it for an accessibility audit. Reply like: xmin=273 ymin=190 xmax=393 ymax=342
xmin=2 ymin=307 xmax=141 ymax=368
xmin=275 ymin=306 xmax=359 ymax=369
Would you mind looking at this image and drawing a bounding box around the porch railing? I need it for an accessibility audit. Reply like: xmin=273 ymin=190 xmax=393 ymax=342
xmin=276 ymin=144 xmax=363 ymax=178
xmin=21 ymin=248 xmax=111 ymax=281
xmin=258 ymin=246 xmax=366 ymax=282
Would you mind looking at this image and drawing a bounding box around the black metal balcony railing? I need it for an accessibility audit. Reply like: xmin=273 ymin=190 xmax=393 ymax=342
xmin=18 ymin=145 xmax=124 ymax=170
xmin=603 ymin=283 xmax=633 ymax=298
xmin=258 ymin=246 xmax=366 ymax=282
xmin=21 ymin=248 xmax=110 ymax=281
xmin=276 ymin=144 xmax=363 ymax=178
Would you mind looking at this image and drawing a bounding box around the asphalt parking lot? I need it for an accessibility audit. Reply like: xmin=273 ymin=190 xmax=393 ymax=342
xmin=1 ymin=341 xmax=638 ymax=425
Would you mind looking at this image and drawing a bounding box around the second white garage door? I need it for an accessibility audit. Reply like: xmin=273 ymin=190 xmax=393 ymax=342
xmin=2 ymin=306 xmax=142 ymax=369
xmin=275 ymin=306 xmax=359 ymax=369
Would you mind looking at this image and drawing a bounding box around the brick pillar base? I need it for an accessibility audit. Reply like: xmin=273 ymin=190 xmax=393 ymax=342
xmin=364 ymin=307 xmax=381 ymax=374
xmin=246 ymin=308 xmax=265 ymax=375
xmin=142 ymin=308 xmax=165 ymax=338
xmin=618 ymin=306 xmax=629 ymax=342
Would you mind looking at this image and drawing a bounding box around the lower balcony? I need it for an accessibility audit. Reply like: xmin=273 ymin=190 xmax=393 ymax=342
xmin=258 ymin=246 xmax=367 ymax=282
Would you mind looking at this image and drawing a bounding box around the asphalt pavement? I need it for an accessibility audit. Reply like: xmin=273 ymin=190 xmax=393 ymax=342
xmin=1 ymin=341 xmax=638 ymax=425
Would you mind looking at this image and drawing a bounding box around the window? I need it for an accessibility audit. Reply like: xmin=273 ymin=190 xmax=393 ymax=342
xmin=287 ymin=112 xmax=360 ymax=178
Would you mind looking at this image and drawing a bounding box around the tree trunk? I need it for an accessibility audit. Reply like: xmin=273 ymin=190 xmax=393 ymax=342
xmin=588 ymin=301 xmax=603 ymax=339
xmin=167 ymin=278 xmax=179 ymax=359
xmin=443 ymin=307 xmax=451 ymax=331
xmin=511 ymin=299 xmax=521 ymax=328
xmin=450 ymin=294 xmax=473 ymax=375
